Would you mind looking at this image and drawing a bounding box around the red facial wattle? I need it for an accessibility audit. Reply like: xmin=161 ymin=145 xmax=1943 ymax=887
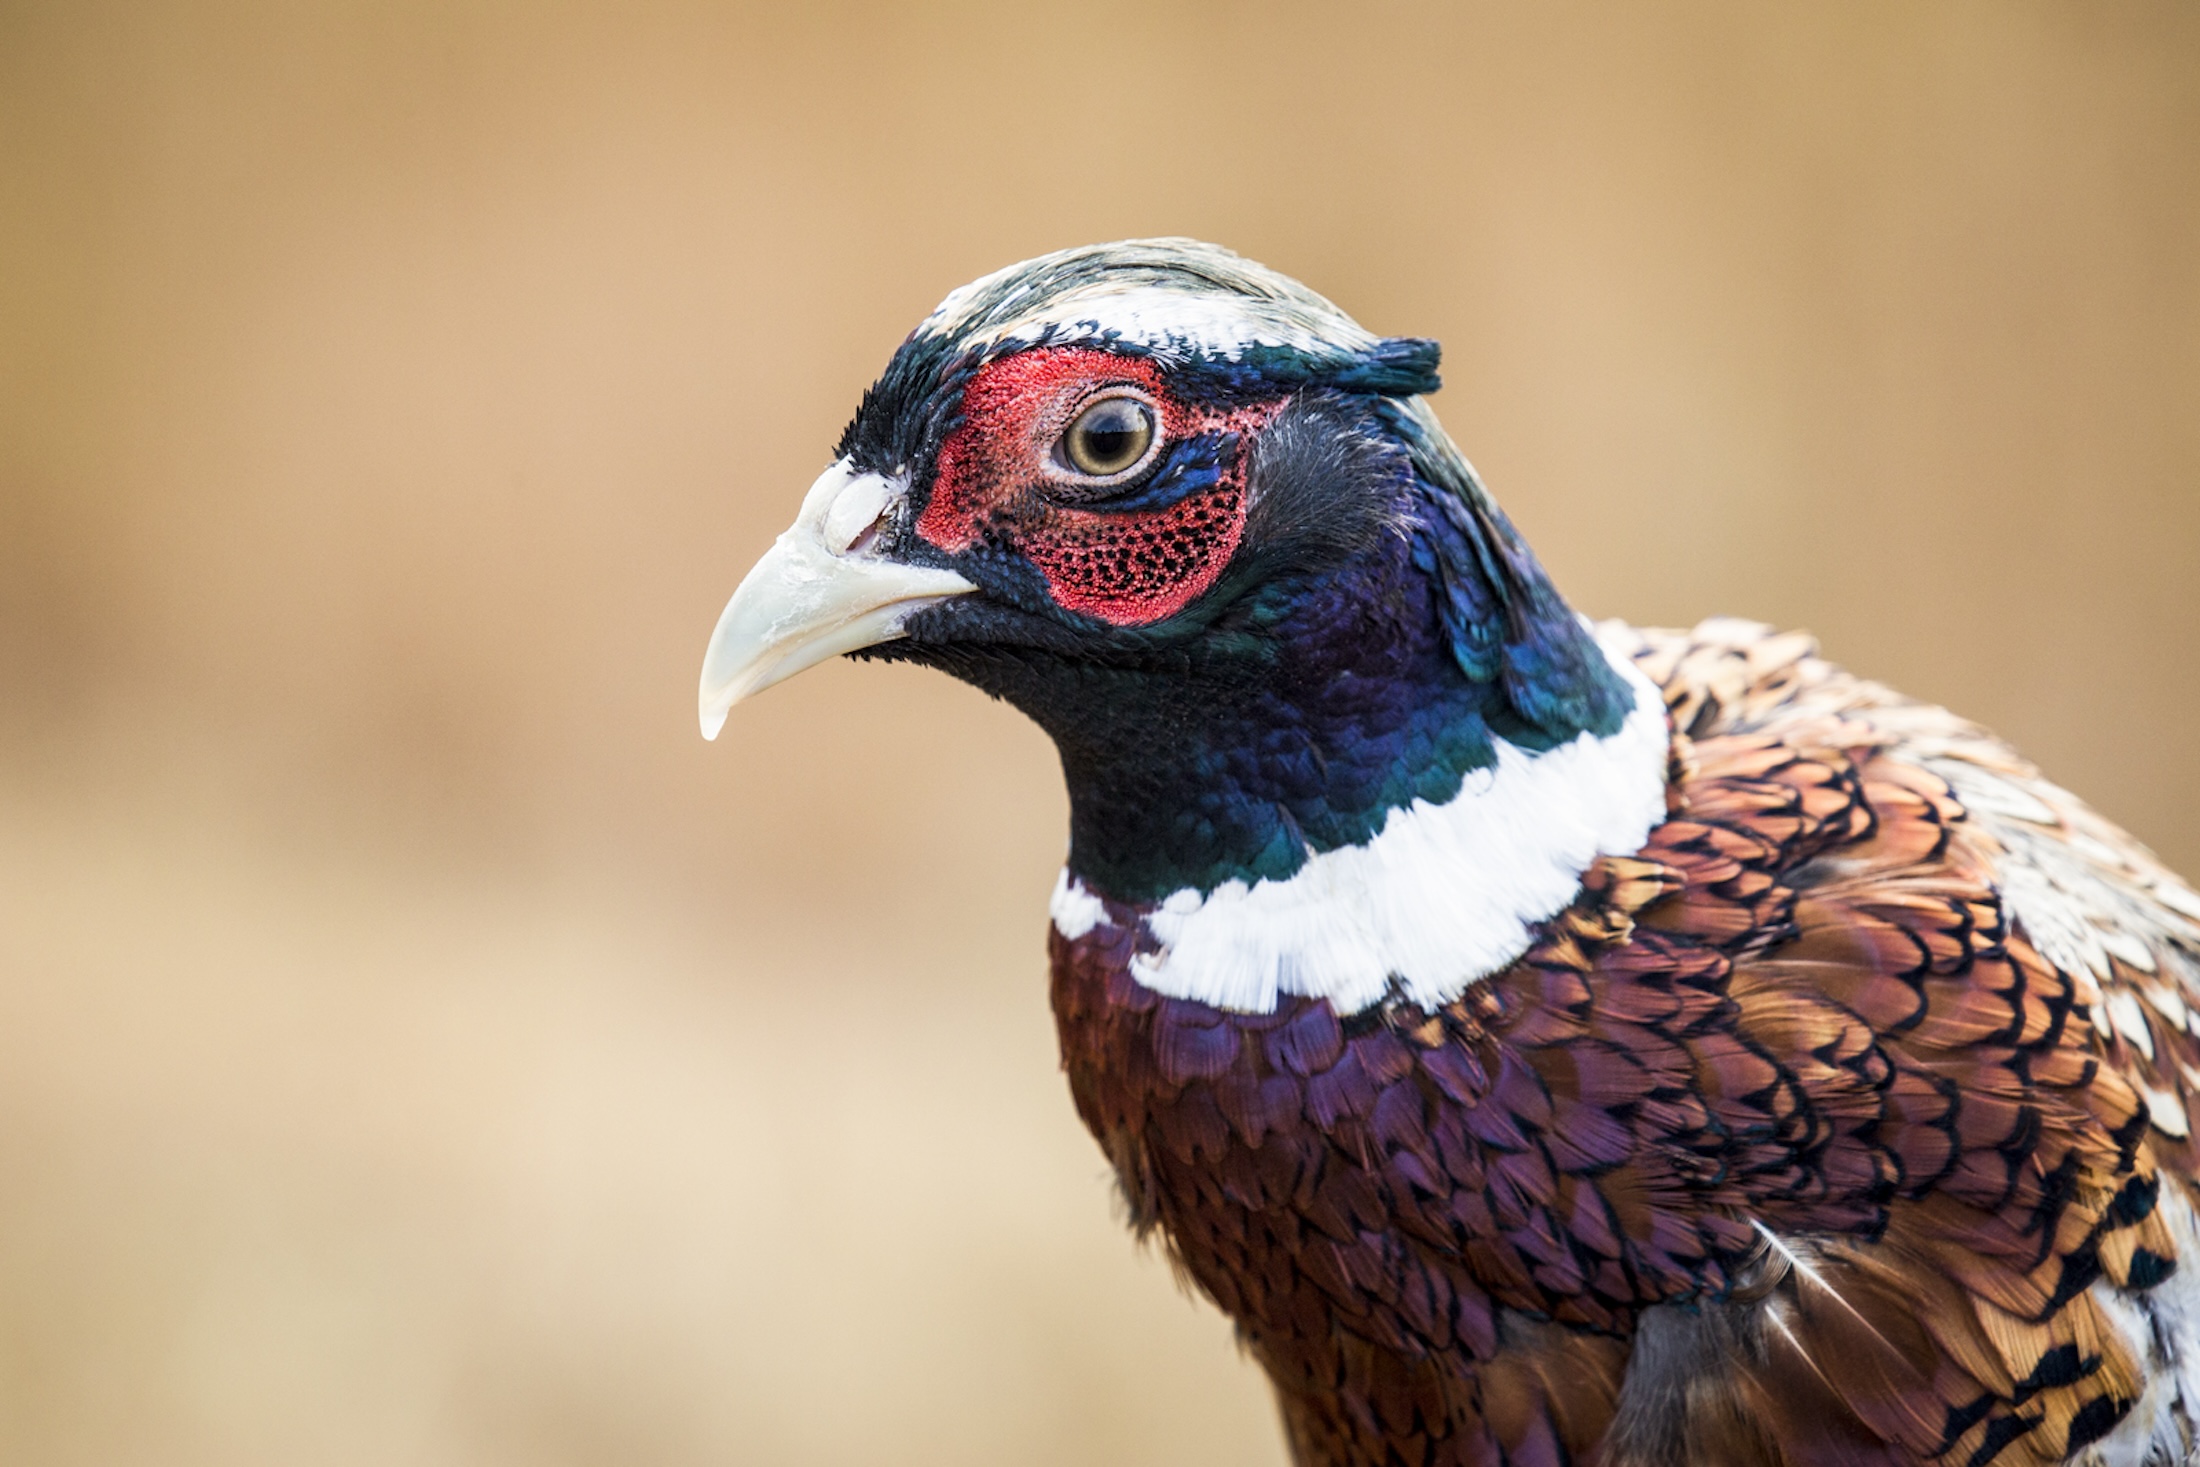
xmin=916 ymin=348 xmax=1282 ymax=627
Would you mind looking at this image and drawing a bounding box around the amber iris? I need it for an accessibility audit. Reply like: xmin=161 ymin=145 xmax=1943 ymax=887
xmin=1059 ymin=394 xmax=1157 ymax=478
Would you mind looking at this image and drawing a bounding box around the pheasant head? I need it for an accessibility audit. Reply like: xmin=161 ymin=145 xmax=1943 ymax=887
xmin=700 ymin=239 xmax=1667 ymax=1014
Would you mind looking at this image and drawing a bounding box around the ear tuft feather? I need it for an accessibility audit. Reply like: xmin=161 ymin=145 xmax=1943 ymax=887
xmin=1330 ymin=336 xmax=1443 ymax=397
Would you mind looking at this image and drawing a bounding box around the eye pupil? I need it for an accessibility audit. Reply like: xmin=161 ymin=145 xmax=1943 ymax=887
xmin=1063 ymin=396 xmax=1156 ymax=477
xmin=1081 ymin=415 xmax=1137 ymax=463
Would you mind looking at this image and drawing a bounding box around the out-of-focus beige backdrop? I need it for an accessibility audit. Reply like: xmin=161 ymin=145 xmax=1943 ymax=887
xmin=2 ymin=2 xmax=2196 ymax=1463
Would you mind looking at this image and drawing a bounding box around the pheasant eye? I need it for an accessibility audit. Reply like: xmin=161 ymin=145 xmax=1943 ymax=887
xmin=1057 ymin=393 xmax=1158 ymax=480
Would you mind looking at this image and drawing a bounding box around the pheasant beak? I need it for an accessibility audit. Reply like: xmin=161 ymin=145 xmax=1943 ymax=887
xmin=697 ymin=461 xmax=977 ymax=739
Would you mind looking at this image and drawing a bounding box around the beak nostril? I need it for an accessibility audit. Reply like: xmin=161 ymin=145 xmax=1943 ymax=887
xmin=845 ymin=513 xmax=887 ymax=557
xmin=821 ymin=468 xmax=896 ymax=554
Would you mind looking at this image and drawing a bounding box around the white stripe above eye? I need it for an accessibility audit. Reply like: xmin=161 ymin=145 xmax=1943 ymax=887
xmin=914 ymin=241 xmax=1380 ymax=366
xmin=926 ymin=283 xmax=1374 ymax=365
xmin=1049 ymin=646 xmax=1672 ymax=1015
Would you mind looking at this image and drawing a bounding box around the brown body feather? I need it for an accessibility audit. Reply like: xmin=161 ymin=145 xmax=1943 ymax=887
xmin=1050 ymin=619 xmax=2200 ymax=1466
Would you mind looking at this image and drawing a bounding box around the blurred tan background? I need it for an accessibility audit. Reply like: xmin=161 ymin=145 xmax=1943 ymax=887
xmin=1 ymin=2 xmax=2196 ymax=1463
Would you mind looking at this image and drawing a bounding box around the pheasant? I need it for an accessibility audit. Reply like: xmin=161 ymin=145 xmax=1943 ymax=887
xmin=697 ymin=240 xmax=2200 ymax=1466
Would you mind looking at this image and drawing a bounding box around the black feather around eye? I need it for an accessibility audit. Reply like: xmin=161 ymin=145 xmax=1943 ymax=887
xmin=1056 ymin=433 xmax=1230 ymax=514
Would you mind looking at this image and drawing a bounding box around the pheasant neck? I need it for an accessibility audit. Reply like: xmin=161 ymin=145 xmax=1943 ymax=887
xmin=1050 ymin=640 xmax=1669 ymax=1014
xmin=1034 ymin=530 xmax=1670 ymax=1014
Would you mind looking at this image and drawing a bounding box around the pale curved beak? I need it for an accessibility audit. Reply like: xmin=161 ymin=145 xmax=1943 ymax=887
xmin=698 ymin=461 xmax=977 ymax=739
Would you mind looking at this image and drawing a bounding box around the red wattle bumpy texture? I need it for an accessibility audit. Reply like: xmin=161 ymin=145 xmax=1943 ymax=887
xmin=916 ymin=349 xmax=1278 ymax=626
